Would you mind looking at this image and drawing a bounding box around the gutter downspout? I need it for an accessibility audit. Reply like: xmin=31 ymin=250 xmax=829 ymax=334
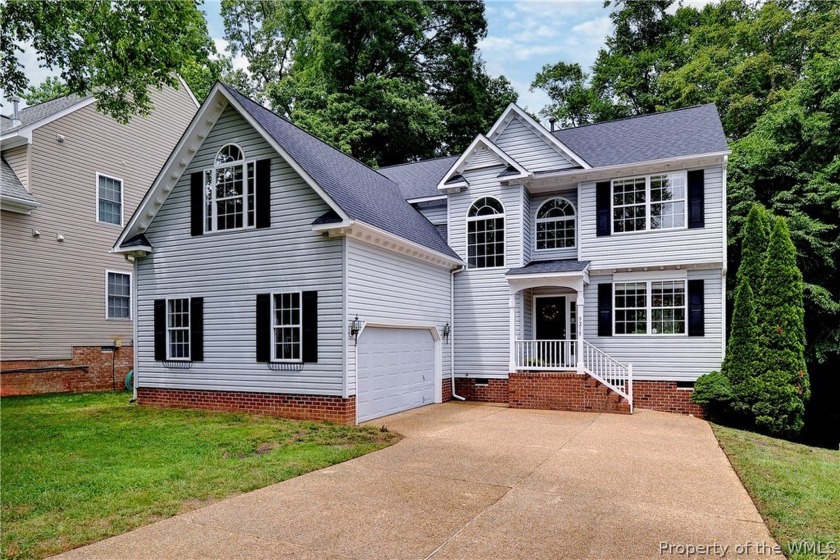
xmin=450 ymin=265 xmax=466 ymax=401
xmin=131 ymin=257 xmax=139 ymax=402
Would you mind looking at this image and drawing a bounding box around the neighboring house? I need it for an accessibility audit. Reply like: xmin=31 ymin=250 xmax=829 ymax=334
xmin=0 ymin=83 xmax=198 ymax=395
xmin=114 ymin=82 xmax=729 ymax=424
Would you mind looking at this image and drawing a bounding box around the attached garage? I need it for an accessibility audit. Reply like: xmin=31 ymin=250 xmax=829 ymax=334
xmin=356 ymin=326 xmax=438 ymax=422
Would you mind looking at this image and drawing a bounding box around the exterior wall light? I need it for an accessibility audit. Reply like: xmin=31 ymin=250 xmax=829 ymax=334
xmin=442 ymin=322 xmax=451 ymax=341
xmin=350 ymin=314 xmax=362 ymax=341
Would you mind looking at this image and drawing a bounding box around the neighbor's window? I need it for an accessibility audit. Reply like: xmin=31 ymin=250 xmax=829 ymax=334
xmin=166 ymin=298 xmax=191 ymax=360
xmin=204 ymin=144 xmax=255 ymax=232
xmin=97 ymin=174 xmax=123 ymax=225
xmin=615 ymin=279 xmax=687 ymax=335
xmin=612 ymin=172 xmax=686 ymax=233
xmin=535 ymin=197 xmax=576 ymax=250
xmin=467 ymin=196 xmax=505 ymax=268
xmin=272 ymin=292 xmax=301 ymax=362
xmin=106 ymin=271 xmax=131 ymax=319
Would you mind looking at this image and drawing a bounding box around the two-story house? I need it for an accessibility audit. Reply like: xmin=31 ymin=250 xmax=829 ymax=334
xmin=0 ymin=82 xmax=198 ymax=395
xmin=113 ymin=83 xmax=729 ymax=424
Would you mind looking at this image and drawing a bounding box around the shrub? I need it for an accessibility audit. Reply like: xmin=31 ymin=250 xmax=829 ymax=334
xmin=721 ymin=277 xmax=760 ymax=414
xmin=692 ymin=371 xmax=734 ymax=418
xmin=752 ymin=369 xmax=807 ymax=436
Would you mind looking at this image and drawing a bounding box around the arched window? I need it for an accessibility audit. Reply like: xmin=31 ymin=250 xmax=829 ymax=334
xmin=204 ymin=144 xmax=254 ymax=232
xmin=535 ymin=197 xmax=576 ymax=250
xmin=467 ymin=197 xmax=505 ymax=268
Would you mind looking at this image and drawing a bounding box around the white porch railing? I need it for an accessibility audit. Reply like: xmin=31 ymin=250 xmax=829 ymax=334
xmin=514 ymin=339 xmax=576 ymax=371
xmin=581 ymin=340 xmax=632 ymax=408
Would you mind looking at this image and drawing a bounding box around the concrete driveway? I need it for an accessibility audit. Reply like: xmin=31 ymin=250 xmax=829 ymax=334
xmin=55 ymin=404 xmax=780 ymax=559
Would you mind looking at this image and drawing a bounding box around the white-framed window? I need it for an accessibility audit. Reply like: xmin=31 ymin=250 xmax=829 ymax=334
xmin=535 ymin=197 xmax=576 ymax=250
xmin=614 ymin=279 xmax=687 ymax=335
xmin=105 ymin=270 xmax=131 ymax=320
xmin=466 ymin=196 xmax=505 ymax=268
xmin=166 ymin=298 xmax=191 ymax=360
xmin=97 ymin=173 xmax=123 ymax=226
xmin=204 ymin=144 xmax=256 ymax=232
xmin=272 ymin=291 xmax=302 ymax=362
xmin=612 ymin=172 xmax=686 ymax=233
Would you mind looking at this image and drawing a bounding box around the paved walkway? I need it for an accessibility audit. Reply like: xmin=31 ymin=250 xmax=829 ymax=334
xmin=55 ymin=404 xmax=780 ymax=559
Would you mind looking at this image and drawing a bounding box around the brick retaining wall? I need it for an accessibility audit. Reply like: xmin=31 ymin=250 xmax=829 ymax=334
xmin=633 ymin=380 xmax=704 ymax=417
xmin=509 ymin=372 xmax=631 ymax=414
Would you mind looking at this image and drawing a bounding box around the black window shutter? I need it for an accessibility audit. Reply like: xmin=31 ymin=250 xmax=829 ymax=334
xmin=190 ymin=297 xmax=204 ymax=362
xmin=596 ymin=181 xmax=611 ymax=236
xmin=190 ymin=171 xmax=204 ymax=236
xmin=256 ymin=158 xmax=271 ymax=229
xmin=688 ymin=279 xmax=705 ymax=336
xmin=597 ymin=283 xmax=613 ymax=337
xmin=256 ymin=294 xmax=271 ymax=362
xmin=688 ymin=169 xmax=705 ymax=229
xmin=154 ymin=299 xmax=166 ymax=361
xmin=302 ymin=291 xmax=318 ymax=363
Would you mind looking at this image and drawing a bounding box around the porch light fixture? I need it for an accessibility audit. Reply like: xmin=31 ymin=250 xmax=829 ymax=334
xmin=442 ymin=323 xmax=451 ymax=341
xmin=350 ymin=315 xmax=362 ymax=342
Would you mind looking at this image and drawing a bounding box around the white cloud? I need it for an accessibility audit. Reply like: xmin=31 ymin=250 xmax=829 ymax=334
xmin=213 ymin=38 xmax=250 ymax=74
xmin=571 ymin=16 xmax=612 ymax=37
xmin=513 ymin=45 xmax=562 ymax=61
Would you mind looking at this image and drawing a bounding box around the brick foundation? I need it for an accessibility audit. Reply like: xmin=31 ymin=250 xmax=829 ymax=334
xmin=509 ymin=372 xmax=631 ymax=414
xmin=0 ymin=346 xmax=134 ymax=396
xmin=137 ymin=387 xmax=357 ymax=425
xmin=633 ymin=380 xmax=705 ymax=417
xmin=441 ymin=378 xmax=453 ymax=402
xmin=454 ymin=378 xmax=509 ymax=403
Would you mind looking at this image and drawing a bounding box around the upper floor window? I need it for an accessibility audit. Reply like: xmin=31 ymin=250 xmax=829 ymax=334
xmin=106 ymin=271 xmax=131 ymax=320
xmin=97 ymin=174 xmax=123 ymax=225
xmin=535 ymin=197 xmax=575 ymax=250
xmin=467 ymin=197 xmax=505 ymax=268
xmin=204 ymin=144 xmax=255 ymax=232
xmin=613 ymin=172 xmax=686 ymax=233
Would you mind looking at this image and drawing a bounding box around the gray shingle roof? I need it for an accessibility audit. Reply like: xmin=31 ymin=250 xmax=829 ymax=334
xmin=1 ymin=94 xmax=88 ymax=133
xmin=223 ymin=85 xmax=460 ymax=260
xmin=377 ymin=156 xmax=458 ymax=200
xmin=506 ymin=259 xmax=590 ymax=275
xmin=1 ymin=157 xmax=39 ymax=205
xmin=552 ymin=103 xmax=728 ymax=168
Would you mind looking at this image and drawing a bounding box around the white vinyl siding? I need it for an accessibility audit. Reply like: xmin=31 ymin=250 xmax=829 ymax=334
xmin=4 ymin=146 xmax=29 ymax=189
xmin=345 ymin=238 xmax=451 ymax=397
xmin=492 ymin=116 xmax=576 ymax=172
xmin=585 ymin=269 xmax=723 ymax=381
xmin=579 ymin=165 xmax=724 ymax=269
xmin=137 ymin=105 xmax=344 ymax=395
xmin=413 ymin=200 xmax=447 ymax=241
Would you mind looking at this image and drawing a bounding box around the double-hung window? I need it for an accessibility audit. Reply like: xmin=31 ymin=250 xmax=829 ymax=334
xmin=204 ymin=144 xmax=256 ymax=232
xmin=612 ymin=172 xmax=686 ymax=233
xmin=106 ymin=271 xmax=131 ymax=319
xmin=166 ymin=299 xmax=191 ymax=360
xmin=614 ymin=280 xmax=687 ymax=335
xmin=97 ymin=174 xmax=123 ymax=225
xmin=272 ymin=292 xmax=302 ymax=362
xmin=466 ymin=197 xmax=505 ymax=268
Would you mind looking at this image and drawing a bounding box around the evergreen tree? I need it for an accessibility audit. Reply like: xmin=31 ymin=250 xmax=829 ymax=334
xmin=721 ymin=277 xmax=760 ymax=414
xmin=753 ymin=217 xmax=810 ymax=435
xmin=736 ymin=204 xmax=771 ymax=295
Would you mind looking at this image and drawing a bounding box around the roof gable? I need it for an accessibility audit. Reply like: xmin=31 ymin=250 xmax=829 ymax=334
xmin=436 ymin=134 xmax=527 ymax=190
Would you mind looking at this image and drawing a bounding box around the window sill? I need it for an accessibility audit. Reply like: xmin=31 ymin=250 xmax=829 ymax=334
xmin=609 ymin=225 xmax=689 ymax=236
xmin=106 ymin=317 xmax=132 ymax=322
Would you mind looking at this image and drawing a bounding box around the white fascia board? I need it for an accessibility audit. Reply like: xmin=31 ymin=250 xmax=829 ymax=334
xmin=0 ymin=196 xmax=41 ymax=214
xmin=436 ymin=134 xmax=528 ymax=190
xmin=505 ymin=270 xmax=588 ymax=280
xmin=406 ymin=195 xmax=447 ymax=204
xmin=317 ymin=219 xmax=464 ymax=269
xmin=487 ymin=103 xmax=591 ymax=170
xmin=176 ymin=74 xmax=201 ymax=108
xmin=111 ymin=245 xmax=152 ymax=255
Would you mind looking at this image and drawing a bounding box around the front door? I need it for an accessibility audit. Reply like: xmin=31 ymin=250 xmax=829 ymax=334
xmin=535 ymin=296 xmax=567 ymax=340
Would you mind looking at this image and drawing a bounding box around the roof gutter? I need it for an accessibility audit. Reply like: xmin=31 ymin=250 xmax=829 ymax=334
xmin=0 ymin=195 xmax=41 ymax=214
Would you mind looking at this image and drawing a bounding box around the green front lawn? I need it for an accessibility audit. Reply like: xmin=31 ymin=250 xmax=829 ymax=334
xmin=1 ymin=392 xmax=400 ymax=560
xmin=712 ymin=424 xmax=840 ymax=559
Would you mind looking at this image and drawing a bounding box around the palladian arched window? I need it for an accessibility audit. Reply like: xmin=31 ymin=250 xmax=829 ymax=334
xmin=467 ymin=197 xmax=505 ymax=268
xmin=535 ymin=197 xmax=576 ymax=250
xmin=204 ymin=143 xmax=255 ymax=232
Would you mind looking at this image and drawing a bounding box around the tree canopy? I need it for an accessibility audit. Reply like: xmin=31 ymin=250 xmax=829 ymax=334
xmin=221 ymin=0 xmax=517 ymax=166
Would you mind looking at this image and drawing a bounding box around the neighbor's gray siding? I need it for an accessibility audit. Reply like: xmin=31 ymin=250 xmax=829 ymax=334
xmin=0 ymin=85 xmax=196 ymax=359
xmin=450 ymin=162 xmax=523 ymax=378
xmin=527 ymin=190 xmax=578 ymax=262
xmin=579 ymin=165 xmax=724 ymax=269
xmin=4 ymin=146 xmax=29 ymax=189
xmin=493 ymin=117 xmax=576 ymax=172
xmin=584 ymin=269 xmax=724 ymax=380
xmin=136 ymin=105 xmax=344 ymax=395
xmin=345 ymin=238 xmax=452 ymax=395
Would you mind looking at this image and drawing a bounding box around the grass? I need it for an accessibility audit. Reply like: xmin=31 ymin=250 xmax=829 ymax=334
xmin=0 ymin=391 xmax=400 ymax=560
xmin=711 ymin=424 xmax=840 ymax=560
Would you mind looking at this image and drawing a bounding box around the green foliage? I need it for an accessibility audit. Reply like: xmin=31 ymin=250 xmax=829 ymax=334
xmin=752 ymin=369 xmax=807 ymax=437
xmin=21 ymin=76 xmax=70 ymax=105
xmin=721 ymin=277 xmax=760 ymax=413
xmin=221 ymin=0 xmax=517 ymax=165
xmin=691 ymin=371 xmax=734 ymax=415
xmin=736 ymin=204 xmax=771 ymax=295
xmin=1 ymin=0 xmax=220 ymax=123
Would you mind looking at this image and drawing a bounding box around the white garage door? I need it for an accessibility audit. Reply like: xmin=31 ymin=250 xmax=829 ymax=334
xmin=357 ymin=327 xmax=436 ymax=422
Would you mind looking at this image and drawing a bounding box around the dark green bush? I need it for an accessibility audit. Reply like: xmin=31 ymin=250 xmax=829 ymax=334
xmin=692 ymin=371 xmax=734 ymax=418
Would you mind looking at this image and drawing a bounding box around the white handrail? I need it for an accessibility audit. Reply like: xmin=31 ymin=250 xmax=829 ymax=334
xmin=581 ymin=340 xmax=632 ymax=409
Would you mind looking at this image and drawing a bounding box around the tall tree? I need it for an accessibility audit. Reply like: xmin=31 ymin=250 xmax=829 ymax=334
xmin=736 ymin=204 xmax=772 ymax=295
xmin=722 ymin=277 xmax=761 ymax=415
xmin=20 ymin=76 xmax=71 ymax=105
xmin=1 ymin=0 xmax=220 ymax=122
xmin=221 ymin=0 xmax=517 ymax=166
